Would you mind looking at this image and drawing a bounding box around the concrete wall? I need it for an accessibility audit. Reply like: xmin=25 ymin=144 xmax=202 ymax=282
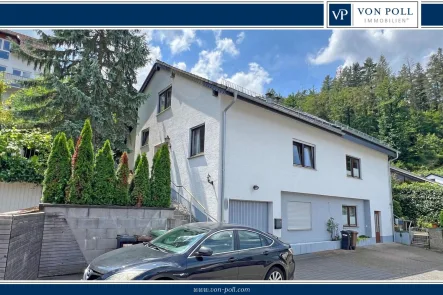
xmin=40 ymin=204 xmax=176 ymax=265
xmin=133 ymin=68 xmax=230 ymax=220
xmin=429 ymin=229 xmax=443 ymax=251
xmin=0 ymin=212 xmax=44 ymax=280
xmin=394 ymin=231 xmax=411 ymax=245
xmin=225 ymin=99 xmax=393 ymax=240
xmin=0 ymin=182 xmax=42 ymax=213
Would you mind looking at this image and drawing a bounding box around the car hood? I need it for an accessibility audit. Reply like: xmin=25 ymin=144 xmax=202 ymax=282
xmin=90 ymin=244 xmax=175 ymax=274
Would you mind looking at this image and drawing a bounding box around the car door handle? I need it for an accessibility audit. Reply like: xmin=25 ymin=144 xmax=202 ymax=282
xmin=262 ymin=251 xmax=269 ymax=255
xmin=228 ymin=257 xmax=236 ymax=262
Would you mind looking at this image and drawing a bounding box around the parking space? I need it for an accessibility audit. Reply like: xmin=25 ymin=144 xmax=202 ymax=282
xmin=294 ymin=243 xmax=443 ymax=280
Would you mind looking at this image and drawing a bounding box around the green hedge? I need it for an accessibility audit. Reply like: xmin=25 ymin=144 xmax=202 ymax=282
xmin=393 ymin=182 xmax=443 ymax=223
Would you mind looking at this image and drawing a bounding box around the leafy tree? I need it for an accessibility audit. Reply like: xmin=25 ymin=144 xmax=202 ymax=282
xmin=11 ymin=30 xmax=150 ymax=151
xmin=42 ymin=132 xmax=71 ymax=204
xmin=92 ymin=140 xmax=116 ymax=205
xmin=131 ymin=152 xmax=150 ymax=207
xmin=68 ymin=119 xmax=94 ymax=204
xmin=115 ymin=152 xmax=130 ymax=206
xmin=151 ymin=144 xmax=171 ymax=208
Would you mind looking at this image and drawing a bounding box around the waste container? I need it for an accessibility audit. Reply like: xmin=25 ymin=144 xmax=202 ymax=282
xmin=350 ymin=231 xmax=358 ymax=250
xmin=340 ymin=230 xmax=351 ymax=250
xmin=116 ymin=235 xmax=138 ymax=248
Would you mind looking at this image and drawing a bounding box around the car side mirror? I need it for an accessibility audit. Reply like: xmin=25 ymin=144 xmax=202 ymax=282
xmin=196 ymin=246 xmax=213 ymax=257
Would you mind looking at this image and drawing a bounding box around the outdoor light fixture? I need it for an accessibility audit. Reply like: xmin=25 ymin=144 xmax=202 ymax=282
xmin=164 ymin=135 xmax=171 ymax=148
xmin=253 ymin=185 xmax=259 ymax=190
xmin=207 ymin=174 xmax=214 ymax=185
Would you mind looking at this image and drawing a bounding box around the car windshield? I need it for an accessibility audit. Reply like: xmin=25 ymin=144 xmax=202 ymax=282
xmin=150 ymin=225 xmax=209 ymax=254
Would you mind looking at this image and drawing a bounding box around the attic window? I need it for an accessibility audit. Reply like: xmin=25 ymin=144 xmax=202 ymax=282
xmin=212 ymin=89 xmax=218 ymax=97
xmin=0 ymin=39 xmax=10 ymax=60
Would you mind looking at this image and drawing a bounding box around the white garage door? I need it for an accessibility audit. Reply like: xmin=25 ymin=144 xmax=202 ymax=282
xmin=229 ymin=200 xmax=269 ymax=233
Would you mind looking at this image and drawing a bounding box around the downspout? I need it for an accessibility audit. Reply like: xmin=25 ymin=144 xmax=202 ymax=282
xmin=220 ymin=91 xmax=238 ymax=223
xmin=388 ymin=151 xmax=399 ymax=243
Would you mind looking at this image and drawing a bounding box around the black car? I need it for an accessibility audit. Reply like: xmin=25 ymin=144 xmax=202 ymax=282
xmin=83 ymin=222 xmax=295 ymax=281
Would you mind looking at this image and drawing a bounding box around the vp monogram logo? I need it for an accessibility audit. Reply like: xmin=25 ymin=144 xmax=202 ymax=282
xmin=332 ymin=9 xmax=348 ymax=20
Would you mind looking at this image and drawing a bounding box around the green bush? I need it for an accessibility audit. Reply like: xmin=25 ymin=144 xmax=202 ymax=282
xmin=151 ymin=144 xmax=171 ymax=208
xmin=42 ymin=132 xmax=71 ymax=203
xmin=67 ymin=137 xmax=75 ymax=156
xmin=393 ymin=199 xmax=403 ymax=218
xmin=129 ymin=153 xmax=141 ymax=196
xmin=440 ymin=210 xmax=443 ymax=227
xmin=115 ymin=152 xmax=130 ymax=205
xmin=131 ymin=152 xmax=150 ymax=207
xmin=68 ymin=119 xmax=94 ymax=204
xmin=393 ymin=182 xmax=443 ymax=223
xmin=92 ymin=140 xmax=116 ymax=205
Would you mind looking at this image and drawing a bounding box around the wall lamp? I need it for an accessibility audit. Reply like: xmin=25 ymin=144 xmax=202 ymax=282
xmin=164 ymin=135 xmax=171 ymax=148
xmin=207 ymin=174 xmax=214 ymax=185
xmin=253 ymin=185 xmax=259 ymax=190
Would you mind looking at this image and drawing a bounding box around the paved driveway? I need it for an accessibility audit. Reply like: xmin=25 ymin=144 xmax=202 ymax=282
xmin=294 ymin=243 xmax=443 ymax=280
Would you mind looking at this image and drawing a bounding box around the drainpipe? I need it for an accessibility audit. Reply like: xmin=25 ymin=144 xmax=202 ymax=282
xmin=389 ymin=151 xmax=399 ymax=243
xmin=220 ymin=91 xmax=238 ymax=223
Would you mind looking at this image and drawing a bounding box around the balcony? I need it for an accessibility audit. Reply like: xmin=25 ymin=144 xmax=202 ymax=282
xmin=3 ymin=73 xmax=30 ymax=88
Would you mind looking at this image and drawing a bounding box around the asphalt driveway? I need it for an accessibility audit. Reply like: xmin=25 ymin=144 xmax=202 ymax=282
xmin=294 ymin=243 xmax=443 ymax=280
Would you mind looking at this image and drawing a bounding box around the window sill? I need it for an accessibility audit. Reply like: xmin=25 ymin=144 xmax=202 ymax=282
xmin=188 ymin=153 xmax=204 ymax=160
xmin=293 ymin=164 xmax=316 ymax=171
xmin=140 ymin=144 xmax=149 ymax=149
xmin=157 ymin=107 xmax=171 ymax=116
xmin=347 ymin=175 xmax=362 ymax=180
xmin=287 ymin=228 xmax=312 ymax=231
xmin=343 ymin=226 xmax=358 ymax=228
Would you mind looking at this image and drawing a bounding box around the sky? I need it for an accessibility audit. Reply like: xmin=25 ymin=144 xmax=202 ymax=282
xmin=15 ymin=29 xmax=443 ymax=96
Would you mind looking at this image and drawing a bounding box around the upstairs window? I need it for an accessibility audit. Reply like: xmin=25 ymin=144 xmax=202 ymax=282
xmin=190 ymin=124 xmax=205 ymax=157
xmin=293 ymin=141 xmax=315 ymax=169
xmin=0 ymin=39 xmax=10 ymax=60
xmin=0 ymin=65 xmax=6 ymax=72
xmin=158 ymin=87 xmax=172 ymax=113
xmin=141 ymin=129 xmax=149 ymax=147
xmin=346 ymin=156 xmax=361 ymax=178
xmin=12 ymin=69 xmax=31 ymax=78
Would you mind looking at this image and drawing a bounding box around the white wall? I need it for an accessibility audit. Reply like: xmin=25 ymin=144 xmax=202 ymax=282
xmin=0 ymin=182 xmax=42 ymax=213
xmin=426 ymin=175 xmax=443 ymax=184
xmin=224 ymin=99 xmax=393 ymax=239
xmin=132 ymin=69 xmax=229 ymax=220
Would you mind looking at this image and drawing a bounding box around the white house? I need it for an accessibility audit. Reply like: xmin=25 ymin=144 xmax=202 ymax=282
xmin=426 ymin=174 xmax=443 ymax=184
xmin=129 ymin=60 xmax=398 ymax=254
xmin=0 ymin=30 xmax=41 ymax=99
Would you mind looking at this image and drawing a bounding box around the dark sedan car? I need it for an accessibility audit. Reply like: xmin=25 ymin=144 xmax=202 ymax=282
xmin=83 ymin=222 xmax=295 ymax=281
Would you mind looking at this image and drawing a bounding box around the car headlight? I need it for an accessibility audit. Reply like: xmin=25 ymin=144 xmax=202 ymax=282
xmin=105 ymin=270 xmax=145 ymax=281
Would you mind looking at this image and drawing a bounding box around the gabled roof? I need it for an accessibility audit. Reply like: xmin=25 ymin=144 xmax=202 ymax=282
xmin=140 ymin=60 xmax=398 ymax=157
xmin=0 ymin=29 xmax=50 ymax=50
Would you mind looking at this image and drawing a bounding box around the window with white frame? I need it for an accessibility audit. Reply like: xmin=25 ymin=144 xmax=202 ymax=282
xmin=12 ymin=69 xmax=31 ymax=78
xmin=158 ymin=87 xmax=172 ymax=113
xmin=0 ymin=39 xmax=10 ymax=60
xmin=190 ymin=124 xmax=205 ymax=157
xmin=287 ymin=201 xmax=311 ymax=230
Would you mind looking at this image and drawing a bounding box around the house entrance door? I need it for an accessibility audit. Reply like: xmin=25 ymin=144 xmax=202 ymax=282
xmin=374 ymin=211 xmax=381 ymax=243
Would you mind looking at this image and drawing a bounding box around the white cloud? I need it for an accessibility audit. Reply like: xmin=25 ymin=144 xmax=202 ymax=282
xmin=309 ymin=30 xmax=443 ymax=71
xmin=191 ymin=50 xmax=224 ymax=80
xmin=236 ymin=32 xmax=245 ymax=44
xmin=216 ymin=38 xmax=239 ymax=56
xmin=222 ymin=63 xmax=272 ymax=94
xmin=173 ymin=62 xmax=187 ymax=71
xmin=169 ymin=29 xmax=197 ymax=55
xmin=136 ymin=45 xmax=162 ymax=90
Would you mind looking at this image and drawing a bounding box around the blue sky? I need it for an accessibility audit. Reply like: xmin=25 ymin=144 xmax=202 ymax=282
xmin=16 ymin=29 xmax=443 ymax=96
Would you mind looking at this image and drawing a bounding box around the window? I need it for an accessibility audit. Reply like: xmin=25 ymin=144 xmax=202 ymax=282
xmin=287 ymin=201 xmax=311 ymax=230
xmin=212 ymin=89 xmax=218 ymax=97
xmin=141 ymin=129 xmax=149 ymax=147
xmin=190 ymin=124 xmax=205 ymax=157
xmin=342 ymin=206 xmax=357 ymax=227
xmin=293 ymin=141 xmax=315 ymax=168
xmin=238 ymin=231 xmax=263 ymax=250
xmin=200 ymin=230 xmax=234 ymax=254
xmin=346 ymin=156 xmax=361 ymax=178
xmin=151 ymin=225 xmax=209 ymax=254
xmin=0 ymin=39 xmax=10 ymax=60
xmin=0 ymin=65 xmax=5 ymax=72
xmin=158 ymin=87 xmax=172 ymax=113
xmin=12 ymin=69 xmax=31 ymax=78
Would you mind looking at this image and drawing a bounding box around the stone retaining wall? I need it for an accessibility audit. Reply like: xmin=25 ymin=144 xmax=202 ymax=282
xmin=429 ymin=228 xmax=443 ymax=251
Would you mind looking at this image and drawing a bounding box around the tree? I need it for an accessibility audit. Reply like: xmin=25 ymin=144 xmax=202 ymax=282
xmin=131 ymin=152 xmax=150 ymax=207
xmin=129 ymin=153 xmax=141 ymax=195
xmin=68 ymin=119 xmax=94 ymax=204
xmin=12 ymin=30 xmax=150 ymax=151
xmin=67 ymin=137 xmax=75 ymax=156
xmin=151 ymin=144 xmax=171 ymax=208
xmin=92 ymin=140 xmax=116 ymax=205
xmin=115 ymin=152 xmax=130 ymax=206
xmin=41 ymin=132 xmax=71 ymax=203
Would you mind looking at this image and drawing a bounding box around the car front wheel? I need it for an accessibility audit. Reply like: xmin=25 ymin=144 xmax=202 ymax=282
xmin=265 ymin=267 xmax=284 ymax=281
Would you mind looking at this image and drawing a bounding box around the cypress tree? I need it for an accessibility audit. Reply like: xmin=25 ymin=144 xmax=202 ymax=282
xmin=68 ymin=119 xmax=94 ymax=204
xmin=67 ymin=137 xmax=75 ymax=156
xmin=129 ymin=153 xmax=141 ymax=195
xmin=42 ymin=132 xmax=71 ymax=204
xmin=131 ymin=153 xmax=150 ymax=207
xmin=92 ymin=140 xmax=115 ymax=205
xmin=151 ymin=144 xmax=171 ymax=208
xmin=115 ymin=152 xmax=130 ymax=206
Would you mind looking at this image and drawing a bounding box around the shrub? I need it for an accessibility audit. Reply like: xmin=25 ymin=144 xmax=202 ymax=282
xmin=131 ymin=152 xmax=150 ymax=207
xmin=67 ymin=137 xmax=75 ymax=156
xmin=42 ymin=132 xmax=71 ymax=203
xmin=440 ymin=210 xmax=443 ymax=227
xmin=115 ymin=152 xmax=130 ymax=205
xmin=92 ymin=140 xmax=116 ymax=205
xmin=151 ymin=144 xmax=171 ymax=208
xmin=68 ymin=119 xmax=94 ymax=204
xmin=129 ymin=153 xmax=141 ymax=195
xmin=393 ymin=199 xmax=403 ymax=218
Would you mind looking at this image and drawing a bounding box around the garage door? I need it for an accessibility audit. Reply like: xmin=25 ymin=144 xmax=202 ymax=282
xmin=229 ymin=200 xmax=269 ymax=233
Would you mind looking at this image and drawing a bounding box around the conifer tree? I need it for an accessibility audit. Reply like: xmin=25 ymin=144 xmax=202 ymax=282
xmin=68 ymin=119 xmax=94 ymax=204
xmin=115 ymin=152 xmax=130 ymax=206
xmin=151 ymin=144 xmax=171 ymax=208
xmin=92 ymin=140 xmax=115 ymax=205
xmin=42 ymin=132 xmax=71 ymax=204
xmin=129 ymin=153 xmax=141 ymax=196
xmin=67 ymin=137 xmax=75 ymax=156
xmin=131 ymin=153 xmax=150 ymax=207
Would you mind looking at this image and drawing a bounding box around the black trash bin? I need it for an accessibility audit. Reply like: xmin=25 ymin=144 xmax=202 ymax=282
xmin=116 ymin=235 xmax=138 ymax=248
xmin=340 ymin=230 xmax=351 ymax=250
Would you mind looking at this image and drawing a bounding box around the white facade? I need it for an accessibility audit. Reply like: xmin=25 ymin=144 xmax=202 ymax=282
xmin=132 ymin=62 xmax=396 ymax=253
xmin=426 ymin=174 xmax=443 ymax=185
